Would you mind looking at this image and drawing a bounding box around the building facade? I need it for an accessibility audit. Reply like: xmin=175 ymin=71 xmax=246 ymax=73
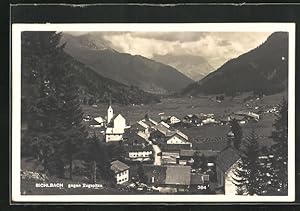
xmin=111 ymin=160 xmax=130 ymax=184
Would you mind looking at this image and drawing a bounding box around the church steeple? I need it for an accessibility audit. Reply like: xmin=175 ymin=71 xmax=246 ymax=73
xmin=107 ymin=94 xmax=113 ymax=124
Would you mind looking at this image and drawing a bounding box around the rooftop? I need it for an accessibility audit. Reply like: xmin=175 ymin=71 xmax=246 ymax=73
xmin=110 ymin=160 xmax=129 ymax=173
xmin=179 ymin=149 xmax=219 ymax=157
xmin=124 ymin=144 xmax=153 ymax=152
xmin=165 ymin=166 xmax=191 ymax=186
xmin=215 ymin=146 xmax=241 ymax=173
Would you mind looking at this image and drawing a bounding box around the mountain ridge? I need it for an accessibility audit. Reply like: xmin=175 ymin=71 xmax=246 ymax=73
xmin=181 ymin=32 xmax=288 ymax=96
xmin=62 ymin=33 xmax=193 ymax=94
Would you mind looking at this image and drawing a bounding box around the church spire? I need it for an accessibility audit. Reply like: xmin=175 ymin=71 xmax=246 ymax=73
xmin=107 ymin=93 xmax=113 ymax=124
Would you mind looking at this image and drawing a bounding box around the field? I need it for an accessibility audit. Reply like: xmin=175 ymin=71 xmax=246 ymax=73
xmin=21 ymin=92 xmax=286 ymax=195
xmin=82 ymin=92 xmax=286 ymax=148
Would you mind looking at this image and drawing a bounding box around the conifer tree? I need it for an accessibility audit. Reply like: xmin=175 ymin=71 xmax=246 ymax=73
xmin=82 ymin=133 xmax=112 ymax=183
xmin=137 ymin=163 xmax=147 ymax=183
xmin=21 ymin=31 xmax=87 ymax=177
xmin=229 ymin=119 xmax=243 ymax=150
xmin=269 ymin=99 xmax=288 ymax=194
xmin=233 ymin=130 xmax=265 ymax=195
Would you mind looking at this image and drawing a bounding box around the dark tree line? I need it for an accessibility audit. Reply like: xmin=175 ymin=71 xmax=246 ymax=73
xmin=21 ymin=31 xmax=114 ymax=182
xmin=232 ymin=99 xmax=288 ymax=195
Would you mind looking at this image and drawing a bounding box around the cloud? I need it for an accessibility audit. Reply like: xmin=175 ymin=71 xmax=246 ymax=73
xmin=66 ymin=31 xmax=273 ymax=69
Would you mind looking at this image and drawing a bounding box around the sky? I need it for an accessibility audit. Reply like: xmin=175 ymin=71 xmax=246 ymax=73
xmin=67 ymin=31 xmax=273 ymax=69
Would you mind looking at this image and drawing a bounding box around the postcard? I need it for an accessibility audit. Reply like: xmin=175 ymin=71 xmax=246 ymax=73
xmin=11 ymin=23 xmax=295 ymax=203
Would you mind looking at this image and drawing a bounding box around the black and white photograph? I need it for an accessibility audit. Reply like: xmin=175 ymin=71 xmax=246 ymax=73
xmin=11 ymin=23 xmax=295 ymax=202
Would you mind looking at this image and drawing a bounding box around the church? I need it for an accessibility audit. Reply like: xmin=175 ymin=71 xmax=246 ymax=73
xmin=105 ymin=103 xmax=127 ymax=142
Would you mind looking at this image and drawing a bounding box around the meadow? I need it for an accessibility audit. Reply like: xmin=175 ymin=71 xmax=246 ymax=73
xmin=82 ymin=92 xmax=285 ymax=148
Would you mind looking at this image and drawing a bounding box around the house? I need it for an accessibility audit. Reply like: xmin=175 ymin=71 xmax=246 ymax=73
xmin=123 ymin=130 xmax=148 ymax=146
xmin=178 ymin=149 xmax=219 ymax=165
xmin=175 ymin=130 xmax=189 ymax=140
xmin=215 ymin=146 xmax=241 ymax=195
xmin=88 ymin=116 xmax=105 ymax=128
xmin=143 ymin=164 xmax=213 ymax=192
xmin=165 ymin=166 xmax=191 ymax=190
xmin=143 ymin=165 xmax=191 ymax=190
xmin=220 ymin=116 xmax=231 ymax=125
xmin=94 ymin=116 xmax=105 ymax=126
xmin=229 ymin=114 xmax=248 ymax=124
xmin=110 ymin=160 xmax=130 ymax=184
xmin=124 ymin=145 xmax=153 ymax=161
xmin=169 ymin=115 xmax=181 ymax=124
xmin=87 ymin=119 xmax=103 ymax=128
xmin=132 ymin=118 xmax=158 ymax=134
xmin=183 ymin=114 xmax=201 ymax=125
xmin=190 ymin=174 xmax=210 ymax=191
xmin=166 ymin=134 xmax=192 ymax=147
xmin=235 ymin=111 xmax=260 ymax=121
xmin=150 ymin=122 xmax=174 ymax=141
xmin=202 ymin=117 xmax=219 ymax=125
xmin=105 ymin=105 xmax=127 ymax=142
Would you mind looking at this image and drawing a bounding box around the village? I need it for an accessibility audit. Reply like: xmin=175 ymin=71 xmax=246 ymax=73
xmin=81 ymin=94 xmax=280 ymax=195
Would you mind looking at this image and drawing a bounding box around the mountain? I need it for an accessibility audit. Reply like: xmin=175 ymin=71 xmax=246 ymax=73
xmin=152 ymin=53 xmax=214 ymax=81
xmin=61 ymin=33 xmax=193 ymax=94
xmin=65 ymin=54 xmax=160 ymax=105
xmin=181 ymin=32 xmax=288 ymax=96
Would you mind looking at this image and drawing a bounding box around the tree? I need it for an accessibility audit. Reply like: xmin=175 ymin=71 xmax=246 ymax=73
xmin=268 ymin=99 xmax=288 ymax=194
xmin=57 ymin=61 xmax=88 ymax=180
xmin=137 ymin=163 xmax=147 ymax=183
xmin=229 ymin=119 xmax=243 ymax=150
xmin=232 ymin=130 xmax=265 ymax=195
xmin=81 ymin=133 xmax=112 ymax=183
xmin=21 ymin=31 xmax=87 ymax=178
xmin=21 ymin=31 xmax=66 ymax=176
xmin=192 ymin=152 xmax=207 ymax=170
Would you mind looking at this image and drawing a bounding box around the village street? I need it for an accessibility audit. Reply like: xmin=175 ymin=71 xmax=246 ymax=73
xmin=152 ymin=144 xmax=162 ymax=165
xmin=139 ymin=131 xmax=162 ymax=165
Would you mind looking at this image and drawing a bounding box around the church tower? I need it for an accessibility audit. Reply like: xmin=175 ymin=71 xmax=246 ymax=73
xmin=107 ymin=94 xmax=114 ymax=124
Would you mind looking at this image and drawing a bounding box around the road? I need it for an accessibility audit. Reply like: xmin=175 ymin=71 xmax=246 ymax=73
xmin=152 ymin=144 xmax=162 ymax=165
xmin=138 ymin=131 xmax=162 ymax=165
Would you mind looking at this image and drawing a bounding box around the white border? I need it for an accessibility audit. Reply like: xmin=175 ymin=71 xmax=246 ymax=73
xmin=11 ymin=23 xmax=295 ymax=203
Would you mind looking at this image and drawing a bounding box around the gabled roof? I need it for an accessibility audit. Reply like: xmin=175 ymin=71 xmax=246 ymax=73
xmin=167 ymin=133 xmax=190 ymax=144
xmin=155 ymin=123 xmax=174 ymax=136
xmin=175 ymin=130 xmax=188 ymax=140
xmin=124 ymin=144 xmax=153 ymax=152
xmin=215 ymin=146 xmax=241 ymax=173
xmin=108 ymin=114 xmax=126 ymax=127
xmin=88 ymin=119 xmax=101 ymax=126
xmin=160 ymin=121 xmax=170 ymax=129
xmin=179 ymin=149 xmax=219 ymax=157
xmin=123 ymin=131 xmax=148 ymax=145
xmin=110 ymin=160 xmax=129 ymax=173
xmin=143 ymin=165 xmax=191 ymax=186
xmin=137 ymin=120 xmax=150 ymax=129
xmin=94 ymin=116 xmax=105 ymax=124
xmin=165 ymin=166 xmax=191 ymax=185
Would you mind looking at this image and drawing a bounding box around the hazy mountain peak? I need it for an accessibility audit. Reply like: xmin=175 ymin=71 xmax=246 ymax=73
xmin=62 ymin=33 xmax=116 ymax=52
xmin=152 ymin=53 xmax=214 ymax=81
